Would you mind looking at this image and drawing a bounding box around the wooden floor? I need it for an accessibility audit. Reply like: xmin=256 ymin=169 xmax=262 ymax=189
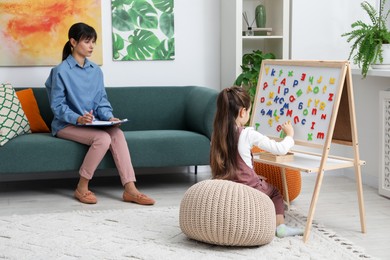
xmin=0 ymin=170 xmax=389 ymax=259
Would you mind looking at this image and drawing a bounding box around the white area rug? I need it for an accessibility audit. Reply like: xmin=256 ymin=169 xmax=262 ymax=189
xmin=0 ymin=206 xmax=374 ymax=260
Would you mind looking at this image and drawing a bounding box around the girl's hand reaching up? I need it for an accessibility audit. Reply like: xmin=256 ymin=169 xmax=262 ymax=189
xmin=282 ymin=121 xmax=294 ymax=137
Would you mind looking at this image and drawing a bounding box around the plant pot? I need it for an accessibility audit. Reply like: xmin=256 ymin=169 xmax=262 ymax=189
xmin=372 ymin=44 xmax=390 ymax=69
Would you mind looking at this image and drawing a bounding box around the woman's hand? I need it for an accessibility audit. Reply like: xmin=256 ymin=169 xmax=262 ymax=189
xmin=109 ymin=117 xmax=121 ymax=127
xmin=281 ymin=121 xmax=294 ymax=137
xmin=77 ymin=111 xmax=94 ymax=125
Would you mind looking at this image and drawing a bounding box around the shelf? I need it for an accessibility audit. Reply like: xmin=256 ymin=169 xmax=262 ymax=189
xmin=351 ymin=67 xmax=390 ymax=78
xmin=242 ymin=36 xmax=284 ymax=40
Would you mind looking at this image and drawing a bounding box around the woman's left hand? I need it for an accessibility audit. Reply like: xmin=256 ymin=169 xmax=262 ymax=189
xmin=109 ymin=117 xmax=121 ymax=127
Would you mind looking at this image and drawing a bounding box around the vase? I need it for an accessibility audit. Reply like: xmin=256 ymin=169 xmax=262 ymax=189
xmin=372 ymin=44 xmax=390 ymax=69
xmin=255 ymin=4 xmax=266 ymax=28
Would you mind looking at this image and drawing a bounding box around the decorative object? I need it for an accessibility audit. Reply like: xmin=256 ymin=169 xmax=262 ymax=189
xmin=242 ymin=11 xmax=255 ymax=36
xmin=111 ymin=0 xmax=175 ymax=61
xmin=342 ymin=0 xmax=390 ymax=78
xmin=16 ymin=89 xmax=50 ymax=133
xmin=180 ymin=179 xmax=276 ymax=246
xmin=255 ymin=4 xmax=266 ymax=28
xmin=0 ymin=206 xmax=374 ymax=259
xmin=0 ymin=84 xmax=30 ymax=146
xmin=0 ymin=0 xmax=102 ymax=66
xmin=234 ymin=50 xmax=275 ymax=106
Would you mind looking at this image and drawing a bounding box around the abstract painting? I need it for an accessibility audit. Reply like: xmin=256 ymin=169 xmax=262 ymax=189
xmin=112 ymin=0 xmax=174 ymax=61
xmin=0 ymin=0 xmax=102 ymax=66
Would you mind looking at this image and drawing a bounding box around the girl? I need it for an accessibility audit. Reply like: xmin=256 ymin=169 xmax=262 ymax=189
xmin=45 ymin=22 xmax=154 ymax=205
xmin=210 ymin=86 xmax=303 ymax=238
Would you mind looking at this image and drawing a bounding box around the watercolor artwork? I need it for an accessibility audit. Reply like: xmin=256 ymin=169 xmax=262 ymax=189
xmin=0 ymin=0 xmax=102 ymax=66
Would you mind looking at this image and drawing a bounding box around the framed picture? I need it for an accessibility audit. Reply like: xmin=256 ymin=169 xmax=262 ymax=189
xmin=111 ymin=0 xmax=175 ymax=61
xmin=0 ymin=0 xmax=102 ymax=66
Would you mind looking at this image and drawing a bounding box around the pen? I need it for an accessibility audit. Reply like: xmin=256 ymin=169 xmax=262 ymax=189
xmin=84 ymin=110 xmax=95 ymax=121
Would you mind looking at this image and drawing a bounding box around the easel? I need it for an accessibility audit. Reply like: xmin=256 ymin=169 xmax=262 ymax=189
xmin=250 ymin=60 xmax=366 ymax=242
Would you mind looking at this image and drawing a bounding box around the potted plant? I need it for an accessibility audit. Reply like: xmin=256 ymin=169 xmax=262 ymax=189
xmin=342 ymin=0 xmax=390 ymax=78
xmin=234 ymin=50 xmax=275 ymax=103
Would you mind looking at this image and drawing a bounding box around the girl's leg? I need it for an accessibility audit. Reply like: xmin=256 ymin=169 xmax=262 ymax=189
xmin=257 ymin=180 xmax=303 ymax=238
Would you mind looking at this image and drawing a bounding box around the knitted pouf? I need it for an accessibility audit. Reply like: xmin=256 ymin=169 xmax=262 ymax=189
xmin=179 ymin=179 xmax=276 ymax=246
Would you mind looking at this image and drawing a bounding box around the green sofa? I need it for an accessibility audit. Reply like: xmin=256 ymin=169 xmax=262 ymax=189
xmin=0 ymin=86 xmax=218 ymax=178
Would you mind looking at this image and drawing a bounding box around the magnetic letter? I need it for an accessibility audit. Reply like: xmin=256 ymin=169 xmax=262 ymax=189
xmin=296 ymin=89 xmax=303 ymax=97
xmin=309 ymin=76 xmax=314 ymax=85
xmin=328 ymin=93 xmax=334 ymax=101
xmin=301 ymin=73 xmax=306 ymax=81
xmin=319 ymin=102 xmax=326 ymax=110
xmin=294 ymin=116 xmax=300 ymax=124
xmin=289 ymin=95 xmax=296 ymax=102
xmin=286 ymin=109 xmax=293 ymax=117
xmin=321 ymin=114 xmax=327 ymax=120
xmin=280 ymin=78 xmax=286 ymax=85
xmin=311 ymin=121 xmax=315 ymax=130
xmin=317 ymin=132 xmax=325 ymax=139
xmin=308 ymin=133 xmax=313 ymax=141
xmin=263 ymin=82 xmax=268 ymax=90
xmin=293 ymin=79 xmax=299 ymax=88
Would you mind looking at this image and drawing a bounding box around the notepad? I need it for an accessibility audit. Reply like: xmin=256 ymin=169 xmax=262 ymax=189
xmin=85 ymin=118 xmax=128 ymax=126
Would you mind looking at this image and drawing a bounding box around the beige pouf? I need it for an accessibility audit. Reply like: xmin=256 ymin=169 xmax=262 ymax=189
xmin=179 ymin=179 xmax=276 ymax=246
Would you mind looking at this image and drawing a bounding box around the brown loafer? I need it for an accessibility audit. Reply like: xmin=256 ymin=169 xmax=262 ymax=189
xmin=123 ymin=191 xmax=155 ymax=205
xmin=74 ymin=189 xmax=97 ymax=204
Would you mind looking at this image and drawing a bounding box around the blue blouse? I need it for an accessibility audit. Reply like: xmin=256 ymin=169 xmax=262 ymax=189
xmin=45 ymin=55 xmax=114 ymax=136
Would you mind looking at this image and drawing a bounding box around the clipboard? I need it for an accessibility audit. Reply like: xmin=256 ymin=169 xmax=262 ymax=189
xmin=84 ymin=118 xmax=128 ymax=126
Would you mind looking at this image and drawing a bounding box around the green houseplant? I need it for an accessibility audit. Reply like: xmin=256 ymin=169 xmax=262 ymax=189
xmin=342 ymin=0 xmax=390 ymax=78
xmin=234 ymin=50 xmax=275 ymax=103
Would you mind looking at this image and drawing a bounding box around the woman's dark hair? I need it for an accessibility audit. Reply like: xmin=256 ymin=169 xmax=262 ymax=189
xmin=62 ymin=22 xmax=97 ymax=61
xmin=210 ymin=86 xmax=251 ymax=180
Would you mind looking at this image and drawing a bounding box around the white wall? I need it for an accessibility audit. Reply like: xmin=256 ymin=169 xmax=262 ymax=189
xmin=0 ymin=0 xmax=221 ymax=90
xmin=290 ymin=0 xmax=387 ymax=189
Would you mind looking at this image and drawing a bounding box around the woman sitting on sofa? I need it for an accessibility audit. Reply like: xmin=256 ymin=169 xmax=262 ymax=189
xmin=45 ymin=22 xmax=155 ymax=206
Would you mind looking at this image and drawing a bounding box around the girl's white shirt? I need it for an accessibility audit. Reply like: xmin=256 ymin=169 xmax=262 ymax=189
xmin=238 ymin=127 xmax=295 ymax=169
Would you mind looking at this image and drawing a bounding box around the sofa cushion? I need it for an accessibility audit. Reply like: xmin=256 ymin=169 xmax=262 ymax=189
xmin=0 ymin=84 xmax=31 ymax=146
xmin=16 ymin=88 xmax=50 ymax=133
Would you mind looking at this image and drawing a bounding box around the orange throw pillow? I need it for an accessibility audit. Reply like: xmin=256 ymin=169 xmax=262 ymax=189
xmin=16 ymin=88 xmax=50 ymax=133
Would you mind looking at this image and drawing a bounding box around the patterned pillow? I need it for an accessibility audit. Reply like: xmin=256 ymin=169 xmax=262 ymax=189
xmin=0 ymin=83 xmax=31 ymax=146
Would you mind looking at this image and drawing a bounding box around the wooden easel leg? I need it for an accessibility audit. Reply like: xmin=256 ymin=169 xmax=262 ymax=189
xmin=303 ymin=169 xmax=325 ymax=242
xmin=354 ymin=164 xmax=366 ymax=233
xmin=281 ymin=167 xmax=290 ymax=210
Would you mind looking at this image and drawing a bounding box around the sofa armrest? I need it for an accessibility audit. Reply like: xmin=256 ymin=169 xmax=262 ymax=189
xmin=185 ymin=86 xmax=218 ymax=139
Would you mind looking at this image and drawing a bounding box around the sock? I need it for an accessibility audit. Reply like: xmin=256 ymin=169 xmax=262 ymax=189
xmin=275 ymin=224 xmax=304 ymax=238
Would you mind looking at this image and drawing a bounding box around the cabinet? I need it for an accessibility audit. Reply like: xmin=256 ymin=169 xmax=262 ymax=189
xmin=220 ymin=0 xmax=290 ymax=89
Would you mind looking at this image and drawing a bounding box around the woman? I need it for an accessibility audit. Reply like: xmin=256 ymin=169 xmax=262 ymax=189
xmin=45 ymin=22 xmax=154 ymax=205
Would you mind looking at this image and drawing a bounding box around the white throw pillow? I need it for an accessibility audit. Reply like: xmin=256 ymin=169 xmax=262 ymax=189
xmin=0 ymin=83 xmax=31 ymax=146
